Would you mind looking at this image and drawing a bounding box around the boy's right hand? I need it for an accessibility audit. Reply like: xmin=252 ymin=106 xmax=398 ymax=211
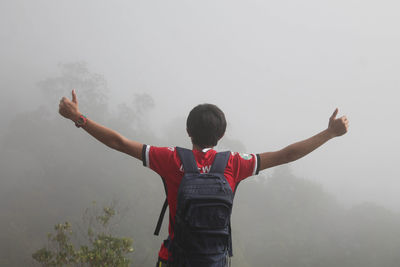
xmin=59 ymin=89 xmax=80 ymax=122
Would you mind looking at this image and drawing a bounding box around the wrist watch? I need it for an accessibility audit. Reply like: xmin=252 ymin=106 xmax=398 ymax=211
xmin=75 ymin=114 xmax=87 ymax=128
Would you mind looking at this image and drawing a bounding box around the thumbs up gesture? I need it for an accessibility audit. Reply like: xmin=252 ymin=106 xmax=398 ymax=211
xmin=59 ymin=89 xmax=80 ymax=121
xmin=328 ymin=108 xmax=349 ymax=137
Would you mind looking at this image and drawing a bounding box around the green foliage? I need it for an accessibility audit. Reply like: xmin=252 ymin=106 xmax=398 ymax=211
xmin=32 ymin=204 xmax=133 ymax=267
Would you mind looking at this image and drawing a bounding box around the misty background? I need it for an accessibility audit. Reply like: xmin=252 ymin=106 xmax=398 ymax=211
xmin=1 ymin=0 xmax=399 ymax=266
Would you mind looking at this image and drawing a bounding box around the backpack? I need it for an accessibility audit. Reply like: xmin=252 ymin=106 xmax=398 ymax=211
xmin=154 ymin=147 xmax=234 ymax=267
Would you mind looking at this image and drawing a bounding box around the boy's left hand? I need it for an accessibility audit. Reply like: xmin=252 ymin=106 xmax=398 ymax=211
xmin=328 ymin=108 xmax=349 ymax=137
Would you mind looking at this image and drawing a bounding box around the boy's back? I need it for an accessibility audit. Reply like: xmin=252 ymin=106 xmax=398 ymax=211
xmin=143 ymin=145 xmax=259 ymax=261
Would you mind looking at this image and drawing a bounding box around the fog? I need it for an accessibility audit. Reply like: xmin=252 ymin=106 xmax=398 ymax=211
xmin=1 ymin=0 xmax=400 ymax=266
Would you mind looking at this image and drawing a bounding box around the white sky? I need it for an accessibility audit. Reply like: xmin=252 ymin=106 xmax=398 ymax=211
xmin=1 ymin=0 xmax=399 ymax=210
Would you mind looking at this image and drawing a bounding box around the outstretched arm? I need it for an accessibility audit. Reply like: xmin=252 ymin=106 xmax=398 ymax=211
xmin=259 ymin=109 xmax=349 ymax=171
xmin=58 ymin=90 xmax=143 ymax=160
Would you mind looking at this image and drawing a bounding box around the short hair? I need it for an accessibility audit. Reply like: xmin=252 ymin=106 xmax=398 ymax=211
xmin=186 ymin=104 xmax=227 ymax=148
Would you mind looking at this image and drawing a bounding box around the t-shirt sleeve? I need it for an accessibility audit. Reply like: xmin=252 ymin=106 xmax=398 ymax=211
xmin=230 ymin=152 xmax=260 ymax=183
xmin=142 ymin=144 xmax=176 ymax=178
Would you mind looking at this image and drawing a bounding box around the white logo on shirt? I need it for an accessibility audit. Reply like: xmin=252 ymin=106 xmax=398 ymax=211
xmin=239 ymin=153 xmax=253 ymax=160
xmin=202 ymin=165 xmax=211 ymax=173
xmin=179 ymin=164 xmax=212 ymax=173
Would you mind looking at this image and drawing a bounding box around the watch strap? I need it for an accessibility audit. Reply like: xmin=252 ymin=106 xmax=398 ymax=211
xmin=75 ymin=114 xmax=87 ymax=128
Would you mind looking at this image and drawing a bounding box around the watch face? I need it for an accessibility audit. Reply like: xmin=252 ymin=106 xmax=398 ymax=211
xmin=77 ymin=117 xmax=84 ymax=125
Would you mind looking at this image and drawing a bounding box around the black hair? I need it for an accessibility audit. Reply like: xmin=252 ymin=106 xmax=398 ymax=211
xmin=186 ymin=104 xmax=227 ymax=148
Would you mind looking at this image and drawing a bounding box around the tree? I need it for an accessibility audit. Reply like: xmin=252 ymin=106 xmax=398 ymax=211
xmin=38 ymin=62 xmax=109 ymax=119
xmin=32 ymin=202 xmax=134 ymax=267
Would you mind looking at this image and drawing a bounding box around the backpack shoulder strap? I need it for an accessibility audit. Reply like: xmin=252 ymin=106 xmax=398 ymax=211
xmin=176 ymin=147 xmax=199 ymax=174
xmin=154 ymin=176 xmax=168 ymax=236
xmin=210 ymin=151 xmax=231 ymax=174
xmin=154 ymin=198 xmax=168 ymax=236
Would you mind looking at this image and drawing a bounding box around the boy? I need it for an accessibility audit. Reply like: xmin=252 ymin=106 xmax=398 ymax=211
xmin=59 ymin=90 xmax=349 ymax=266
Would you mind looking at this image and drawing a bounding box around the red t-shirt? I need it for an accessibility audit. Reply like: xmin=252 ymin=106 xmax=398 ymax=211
xmin=142 ymin=145 xmax=260 ymax=261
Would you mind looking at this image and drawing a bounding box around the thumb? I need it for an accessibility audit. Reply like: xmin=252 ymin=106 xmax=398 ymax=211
xmin=72 ymin=89 xmax=78 ymax=104
xmin=330 ymin=108 xmax=338 ymax=121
